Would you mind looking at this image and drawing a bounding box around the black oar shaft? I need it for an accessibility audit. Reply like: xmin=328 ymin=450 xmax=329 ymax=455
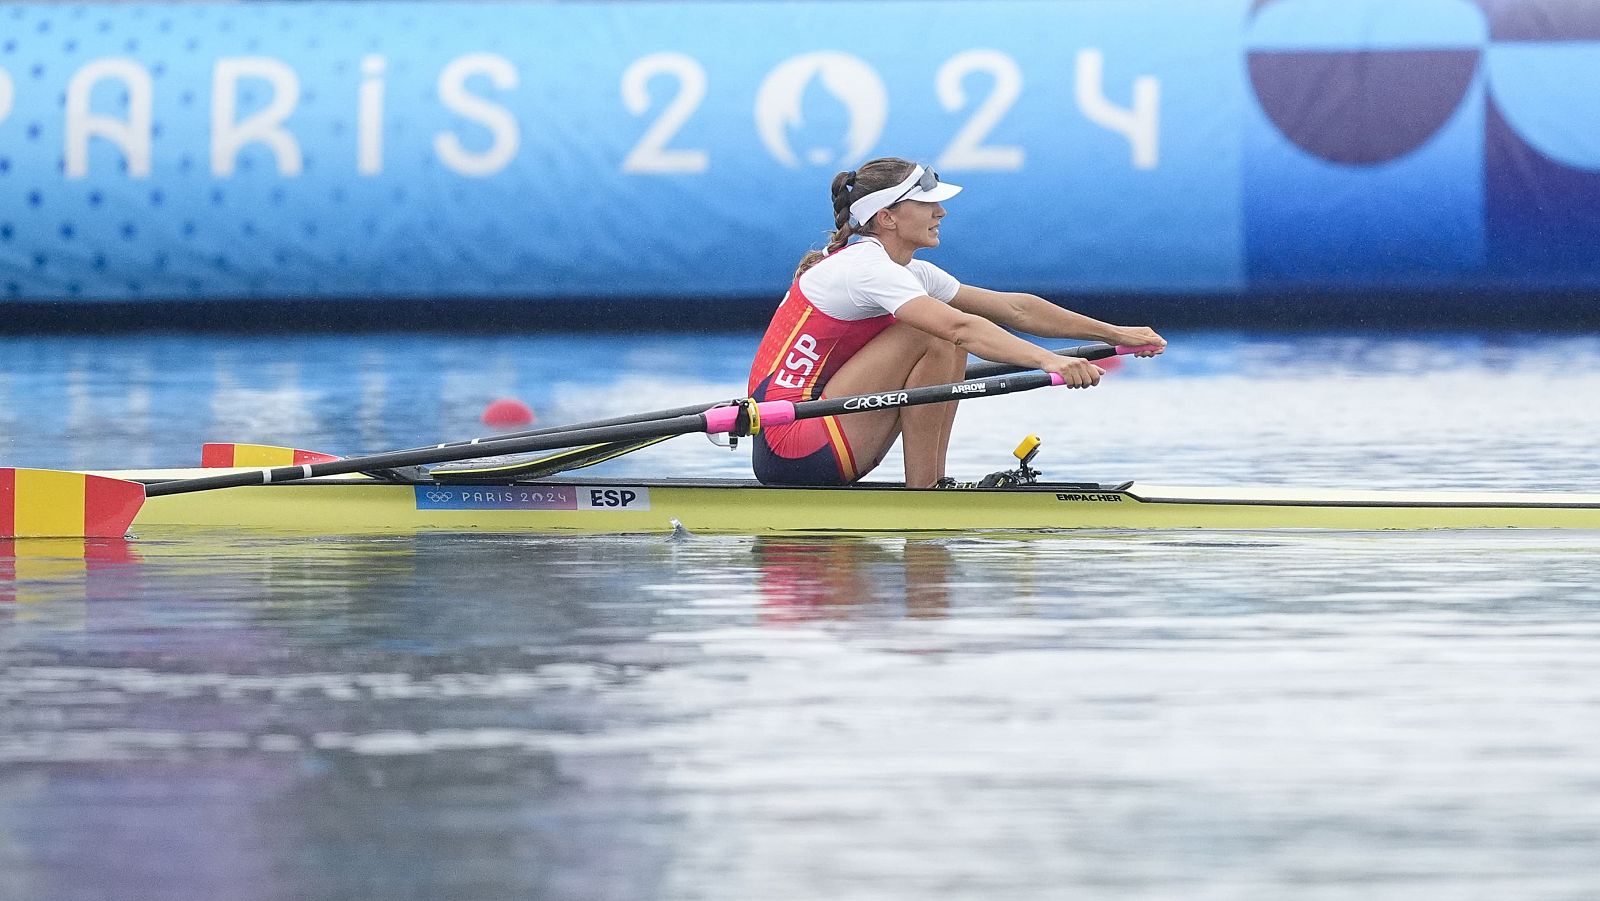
xmin=432 ymin=400 xmax=729 ymax=448
xmin=145 ymin=369 xmax=1068 ymax=498
xmin=145 ymin=413 xmax=713 ymax=497
xmin=429 ymin=343 xmax=1118 ymax=447
xmin=963 ymin=343 xmax=1120 ymax=379
xmin=787 ymin=372 xmax=1057 ymax=421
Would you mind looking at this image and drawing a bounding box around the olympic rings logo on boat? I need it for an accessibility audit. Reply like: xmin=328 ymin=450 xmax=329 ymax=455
xmin=842 ymin=391 xmax=909 ymax=411
xmin=425 ymin=491 xmax=455 ymax=503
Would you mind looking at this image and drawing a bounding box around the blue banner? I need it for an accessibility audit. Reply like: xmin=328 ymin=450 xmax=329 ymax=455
xmin=1 ymin=0 xmax=1599 ymax=305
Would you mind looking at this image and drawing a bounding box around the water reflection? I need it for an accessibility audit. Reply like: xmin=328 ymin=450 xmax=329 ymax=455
xmin=0 ymin=538 xmax=142 ymax=607
xmin=1 ymin=533 xmax=696 ymax=901
xmin=753 ymin=538 xmax=955 ymax=623
xmin=5 ymin=466 xmax=1600 ymax=892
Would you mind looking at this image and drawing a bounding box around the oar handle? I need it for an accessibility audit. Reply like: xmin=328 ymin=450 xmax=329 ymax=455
xmin=429 ymin=344 xmax=1143 ymax=447
xmin=961 ymin=344 xmax=1160 ymax=380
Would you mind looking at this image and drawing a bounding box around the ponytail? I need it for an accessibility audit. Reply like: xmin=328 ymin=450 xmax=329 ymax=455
xmin=791 ymin=158 xmax=916 ymax=280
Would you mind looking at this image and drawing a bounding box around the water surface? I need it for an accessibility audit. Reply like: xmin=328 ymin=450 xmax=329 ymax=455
xmin=4 ymin=331 xmax=1600 ymax=900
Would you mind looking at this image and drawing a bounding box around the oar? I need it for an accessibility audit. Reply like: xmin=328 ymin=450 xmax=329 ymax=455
xmin=418 ymin=342 xmax=1146 ymax=450
xmin=0 ymin=365 xmax=1121 ymax=538
xmin=961 ymin=342 xmax=1149 ymax=379
xmin=429 ymin=436 xmax=677 ymax=483
xmin=151 ymin=368 xmax=1105 ymax=495
xmin=203 ymin=342 xmax=1155 ymax=484
xmin=429 ymin=343 xmax=1160 ymax=482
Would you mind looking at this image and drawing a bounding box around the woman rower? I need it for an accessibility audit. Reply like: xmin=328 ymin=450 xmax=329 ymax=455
xmin=746 ymin=157 xmax=1165 ymax=488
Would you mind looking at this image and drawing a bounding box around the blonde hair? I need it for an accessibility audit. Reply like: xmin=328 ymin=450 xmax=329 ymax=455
xmin=792 ymin=157 xmax=917 ymax=279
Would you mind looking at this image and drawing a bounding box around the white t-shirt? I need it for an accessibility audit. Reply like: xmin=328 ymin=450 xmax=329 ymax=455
xmin=796 ymin=237 xmax=961 ymax=320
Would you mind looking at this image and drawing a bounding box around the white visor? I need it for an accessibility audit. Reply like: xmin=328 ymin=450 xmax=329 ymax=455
xmin=847 ymin=165 xmax=963 ymax=226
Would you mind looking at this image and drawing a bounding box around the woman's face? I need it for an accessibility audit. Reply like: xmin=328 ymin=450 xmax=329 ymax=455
xmin=887 ymin=200 xmax=947 ymax=249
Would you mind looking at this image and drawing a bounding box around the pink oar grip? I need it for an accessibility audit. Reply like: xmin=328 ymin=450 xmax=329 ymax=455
xmin=702 ymin=406 xmax=740 ymax=433
xmin=758 ymin=401 xmax=797 ymax=427
xmin=703 ymin=401 xmax=796 ymax=434
xmin=1049 ymin=367 xmax=1111 ymax=387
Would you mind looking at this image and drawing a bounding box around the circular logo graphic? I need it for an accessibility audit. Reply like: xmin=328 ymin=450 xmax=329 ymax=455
xmin=754 ymin=52 xmax=887 ymax=168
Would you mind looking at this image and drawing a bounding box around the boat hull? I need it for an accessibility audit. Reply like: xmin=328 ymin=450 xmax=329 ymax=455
xmin=106 ymin=470 xmax=1600 ymax=535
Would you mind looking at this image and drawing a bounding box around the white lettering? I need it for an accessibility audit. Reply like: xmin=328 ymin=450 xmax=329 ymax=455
xmin=782 ymin=350 xmax=815 ymax=378
xmin=792 ymin=333 xmax=819 ymax=361
xmin=1075 ymin=48 xmax=1159 ymax=170
xmin=842 ymin=392 xmax=909 ymax=411
xmin=935 ymin=50 xmax=1024 ymax=172
xmin=621 ymin=52 xmax=709 ymax=174
xmin=774 ymin=332 xmax=822 ymax=387
xmin=435 ymin=52 xmax=519 ymax=177
xmin=212 ymin=57 xmax=303 ymax=177
xmin=357 ymin=54 xmax=385 ymax=175
xmin=65 ymin=58 xmax=154 ymax=178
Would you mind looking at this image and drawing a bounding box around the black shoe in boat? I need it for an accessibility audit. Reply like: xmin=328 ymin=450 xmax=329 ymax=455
xmin=931 ymin=477 xmax=975 ymax=489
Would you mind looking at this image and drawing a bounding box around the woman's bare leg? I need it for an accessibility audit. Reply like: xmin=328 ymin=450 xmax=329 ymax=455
xmin=893 ymin=338 xmax=966 ymax=485
xmin=819 ymin=323 xmax=968 ymax=487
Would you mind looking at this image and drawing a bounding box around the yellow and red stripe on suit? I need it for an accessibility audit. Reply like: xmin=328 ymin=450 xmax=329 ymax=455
xmin=747 ymin=277 xmax=894 ymax=485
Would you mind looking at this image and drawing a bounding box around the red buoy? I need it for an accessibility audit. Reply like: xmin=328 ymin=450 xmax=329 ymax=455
xmin=481 ymin=398 xmax=536 ymax=429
